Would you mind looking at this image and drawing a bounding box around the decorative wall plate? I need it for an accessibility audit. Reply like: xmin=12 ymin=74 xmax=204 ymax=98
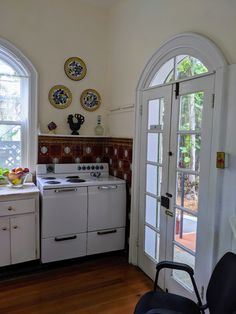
xmin=80 ymin=89 xmax=101 ymax=111
xmin=48 ymin=85 xmax=72 ymax=109
xmin=64 ymin=57 xmax=87 ymax=81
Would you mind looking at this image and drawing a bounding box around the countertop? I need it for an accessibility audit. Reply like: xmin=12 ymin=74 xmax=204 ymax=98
xmin=0 ymin=183 xmax=39 ymax=197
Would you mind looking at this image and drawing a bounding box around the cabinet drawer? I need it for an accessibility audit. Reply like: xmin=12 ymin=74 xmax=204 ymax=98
xmin=0 ymin=199 xmax=35 ymax=216
xmin=41 ymin=233 xmax=87 ymax=263
xmin=87 ymin=227 xmax=125 ymax=255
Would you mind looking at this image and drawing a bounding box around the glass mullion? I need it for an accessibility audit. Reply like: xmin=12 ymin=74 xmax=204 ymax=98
xmin=174 ymin=205 xmax=198 ymax=217
xmin=173 ymin=240 xmax=195 ymax=256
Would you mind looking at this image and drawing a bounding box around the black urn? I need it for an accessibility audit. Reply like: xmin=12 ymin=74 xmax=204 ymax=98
xmin=67 ymin=114 xmax=85 ymax=135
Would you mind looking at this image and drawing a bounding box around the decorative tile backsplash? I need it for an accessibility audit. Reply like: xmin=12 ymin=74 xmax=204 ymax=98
xmin=38 ymin=135 xmax=133 ymax=250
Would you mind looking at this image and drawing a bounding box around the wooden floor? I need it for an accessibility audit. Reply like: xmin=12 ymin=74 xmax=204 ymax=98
xmin=0 ymin=255 xmax=152 ymax=314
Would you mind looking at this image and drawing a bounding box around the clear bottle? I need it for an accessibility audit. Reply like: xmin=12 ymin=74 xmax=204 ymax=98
xmin=95 ymin=115 xmax=104 ymax=136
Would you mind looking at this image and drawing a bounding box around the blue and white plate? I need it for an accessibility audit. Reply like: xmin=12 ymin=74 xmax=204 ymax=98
xmin=64 ymin=57 xmax=87 ymax=81
xmin=48 ymin=85 xmax=72 ymax=109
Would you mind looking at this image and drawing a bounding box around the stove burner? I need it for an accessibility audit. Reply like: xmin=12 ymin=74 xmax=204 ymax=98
xmin=66 ymin=176 xmax=80 ymax=179
xmin=45 ymin=181 xmax=61 ymax=184
xmin=42 ymin=177 xmax=56 ymax=180
xmin=66 ymin=178 xmax=86 ymax=183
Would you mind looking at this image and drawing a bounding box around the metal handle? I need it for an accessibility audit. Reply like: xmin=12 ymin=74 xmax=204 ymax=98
xmin=8 ymin=206 xmax=13 ymax=211
xmin=54 ymin=235 xmax=77 ymax=242
xmin=2 ymin=227 xmax=7 ymax=231
xmin=97 ymin=229 xmax=117 ymax=235
xmin=54 ymin=188 xmax=77 ymax=193
xmin=98 ymin=185 xmax=117 ymax=190
xmin=13 ymin=225 xmax=18 ymax=229
xmin=165 ymin=210 xmax=174 ymax=218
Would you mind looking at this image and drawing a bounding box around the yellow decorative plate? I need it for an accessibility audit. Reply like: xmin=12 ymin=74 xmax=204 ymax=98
xmin=48 ymin=85 xmax=72 ymax=109
xmin=64 ymin=57 xmax=87 ymax=81
xmin=80 ymin=89 xmax=101 ymax=111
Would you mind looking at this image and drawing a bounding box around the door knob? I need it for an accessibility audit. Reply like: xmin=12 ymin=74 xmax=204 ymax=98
xmin=13 ymin=225 xmax=18 ymax=229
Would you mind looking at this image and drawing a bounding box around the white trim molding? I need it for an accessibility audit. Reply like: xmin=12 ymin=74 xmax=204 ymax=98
xmin=0 ymin=38 xmax=38 ymax=171
xmin=129 ymin=32 xmax=228 ymax=274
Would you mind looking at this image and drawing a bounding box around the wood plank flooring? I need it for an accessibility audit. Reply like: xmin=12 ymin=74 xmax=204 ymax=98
xmin=0 ymin=255 xmax=153 ymax=313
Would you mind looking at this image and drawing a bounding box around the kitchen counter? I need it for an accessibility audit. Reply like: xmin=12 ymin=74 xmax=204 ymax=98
xmin=0 ymin=183 xmax=39 ymax=199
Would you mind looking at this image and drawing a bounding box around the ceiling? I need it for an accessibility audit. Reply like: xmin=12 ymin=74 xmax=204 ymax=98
xmin=78 ymin=0 xmax=119 ymax=8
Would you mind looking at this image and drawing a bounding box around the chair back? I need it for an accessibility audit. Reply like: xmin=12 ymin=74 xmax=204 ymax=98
xmin=206 ymin=252 xmax=236 ymax=314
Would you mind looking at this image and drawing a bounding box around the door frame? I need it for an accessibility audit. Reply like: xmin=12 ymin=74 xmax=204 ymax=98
xmin=129 ymin=32 xmax=228 ymax=291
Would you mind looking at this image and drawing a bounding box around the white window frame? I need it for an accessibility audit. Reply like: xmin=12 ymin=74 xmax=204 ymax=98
xmin=0 ymin=38 xmax=38 ymax=171
xmin=130 ymin=33 xmax=228 ymax=274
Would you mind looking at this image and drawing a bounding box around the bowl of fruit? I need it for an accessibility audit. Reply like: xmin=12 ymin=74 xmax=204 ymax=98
xmin=4 ymin=167 xmax=30 ymax=188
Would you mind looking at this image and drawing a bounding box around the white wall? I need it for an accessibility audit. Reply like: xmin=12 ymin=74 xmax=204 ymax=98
xmin=0 ymin=0 xmax=110 ymax=135
xmin=108 ymin=0 xmax=236 ymax=137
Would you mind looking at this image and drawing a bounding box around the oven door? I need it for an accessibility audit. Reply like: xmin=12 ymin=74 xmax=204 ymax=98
xmin=41 ymin=187 xmax=87 ymax=238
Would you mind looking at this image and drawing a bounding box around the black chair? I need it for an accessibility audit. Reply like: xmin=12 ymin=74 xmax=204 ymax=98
xmin=134 ymin=252 xmax=236 ymax=314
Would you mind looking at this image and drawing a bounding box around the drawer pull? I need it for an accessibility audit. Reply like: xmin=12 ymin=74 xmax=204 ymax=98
xmin=54 ymin=188 xmax=78 ymax=193
xmin=2 ymin=227 xmax=7 ymax=231
xmin=98 ymin=185 xmax=118 ymax=190
xmin=97 ymin=229 xmax=117 ymax=235
xmin=8 ymin=206 xmax=13 ymax=211
xmin=54 ymin=235 xmax=77 ymax=242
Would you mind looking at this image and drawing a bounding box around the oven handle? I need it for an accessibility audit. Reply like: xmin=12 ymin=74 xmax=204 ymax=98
xmin=54 ymin=235 xmax=77 ymax=242
xmin=98 ymin=185 xmax=118 ymax=190
xmin=54 ymin=188 xmax=78 ymax=193
xmin=97 ymin=229 xmax=117 ymax=235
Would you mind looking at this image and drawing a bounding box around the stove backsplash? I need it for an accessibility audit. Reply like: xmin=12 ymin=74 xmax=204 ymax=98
xmin=38 ymin=136 xmax=133 ymax=187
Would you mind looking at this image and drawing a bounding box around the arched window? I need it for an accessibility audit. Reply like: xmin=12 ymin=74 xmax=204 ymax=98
xmin=0 ymin=39 xmax=37 ymax=170
xmin=150 ymin=55 xmax=208 ymax=87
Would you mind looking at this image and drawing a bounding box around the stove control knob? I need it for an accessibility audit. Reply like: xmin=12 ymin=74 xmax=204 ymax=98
xmin=95 ymin=165 xmax=99 ymax=170
xmin=82 ymin=166 xmax=86 ymax=170
xmin=91 ymin=165 xmax=95 ymax=170
xmin=87 ymin=166 xmax=91 ymax=170
xmin=78 ymin=166 xmax=82 ymax=170
xmin=100 ymin=165 xmax=104 ymax=170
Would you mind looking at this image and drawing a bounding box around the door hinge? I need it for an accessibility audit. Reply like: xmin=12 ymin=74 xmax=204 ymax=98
xmin=175 ymin=82 xmax=180 ymax=99
xmin=139 ymin=105 xmax=143 ymax=115
xmin=212 ymin=94 xmax=215 ymax=108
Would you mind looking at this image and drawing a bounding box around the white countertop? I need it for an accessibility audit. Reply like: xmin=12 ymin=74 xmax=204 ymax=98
xmin=0 ymin=183 xmax=39 ymax=197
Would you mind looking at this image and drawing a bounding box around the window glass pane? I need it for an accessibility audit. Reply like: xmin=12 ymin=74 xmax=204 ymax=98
xmin=150 ymin=58 xmax=174 ymax=87
xmin=148 ymin=98 xmax=164 ymax=130
xmin=145 ymin=195 xmax=160 ymax=230
xmin=176 ymin=55 xmax=208 ymax=80
xmin=0 ymin=59 xmax=16 ymax=75
xmin=179 ymin=92 xmax=204 ymax=132
xmin=175 ymin=209 xmax=197 ymax=252
xmin=147 ymin=133 xmax=163 ymax=164
xmin=177 ymin=134 xmax=201 ymax=172
xmin=176 ymin=172 xmax=199 ymax=211
xmin=173 ymin=245 xmax=195 ymax=289
xmin=0 ymin=125 xmax=21 ymax=168
xmin=0 ymin=74 xmax=21 ymax=121
xmin=145 ymin=226 xmax=156 ymax=259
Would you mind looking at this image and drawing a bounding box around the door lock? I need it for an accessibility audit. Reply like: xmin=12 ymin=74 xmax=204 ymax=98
xmin=161 ymin=196 xmax=170 ymax=209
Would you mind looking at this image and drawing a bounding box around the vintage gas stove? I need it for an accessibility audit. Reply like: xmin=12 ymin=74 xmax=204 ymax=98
xmin=36 ymin=163 xmax=126 ymax=263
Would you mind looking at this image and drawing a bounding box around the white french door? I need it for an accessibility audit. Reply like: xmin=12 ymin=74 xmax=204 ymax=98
xmin=138 ymin=75 xmax=214 ymax=299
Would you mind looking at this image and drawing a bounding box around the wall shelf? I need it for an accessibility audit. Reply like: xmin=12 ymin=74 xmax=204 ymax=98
xmin=38 ymin=133 xmax=110 ymax=138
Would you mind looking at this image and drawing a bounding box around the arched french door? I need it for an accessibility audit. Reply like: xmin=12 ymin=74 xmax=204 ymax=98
xmin=130 ymin=33 xmax=227 ymax=301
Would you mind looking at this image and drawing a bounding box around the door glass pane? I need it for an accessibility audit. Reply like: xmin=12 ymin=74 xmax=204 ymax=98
xmin=176 ymin=172 xmax=199 ymax=211
xmin=148 ymin=98 xmax=164 ymax=130
xmin=145 ymin=195 xmax=160 ymax=230
xmin=146 ymin=164 xmax=157 ymax=195
xmin=147 ymin=133 xmax=163 ymax=164
xmin=145 ymin=226 xmax=156 ymax=259
xmin=173 ymin=245 xmax=195 ymax=289
xmin=175 ymin=209 xmax=197 ymax=252
xmin=177 ymin=134 xmax=201 ymax=171
xmin=0 ymin=125 xmax=21 ymax=168
xmin=179 ymin=92 xmax=204 ymax=132
xmin=176 ymin=55 xmax=208 ymax=81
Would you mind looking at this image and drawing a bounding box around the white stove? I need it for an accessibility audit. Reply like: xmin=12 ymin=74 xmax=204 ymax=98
xmin=36 ymin=163 xmax=125 ymax=191
xmin=36 ymin=163 xmax=126 ymax=263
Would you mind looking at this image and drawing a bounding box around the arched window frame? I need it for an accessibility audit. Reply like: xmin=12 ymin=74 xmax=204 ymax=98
xmin=0 ymin=38 xmax=38 ymax=171
xmin=130 ymin=33 xmax=228 ymax=271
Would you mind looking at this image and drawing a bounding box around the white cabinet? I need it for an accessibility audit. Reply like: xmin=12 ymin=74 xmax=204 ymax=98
xmin=0 ymin=184 xmax=39 ymax=267
xmin=87 ymin=184 xmax=126 ymax=255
